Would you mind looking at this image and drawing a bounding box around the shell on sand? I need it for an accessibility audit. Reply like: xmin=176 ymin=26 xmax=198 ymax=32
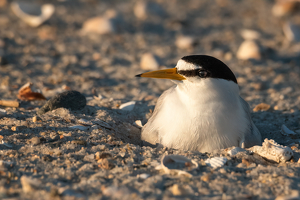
xmin=157 ymin=154 xmax=198 ymax=177
xmin=250 ymin=139 xmax=293 ymax=163
xmin=205 ymin=157 xmax=228 ymax=168
xmin=11 ymin=2 xmax=55 ymax=27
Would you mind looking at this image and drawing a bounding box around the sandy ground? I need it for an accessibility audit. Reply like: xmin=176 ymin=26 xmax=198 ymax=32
xmin=1 ymin=0 xmax=300 ymax=199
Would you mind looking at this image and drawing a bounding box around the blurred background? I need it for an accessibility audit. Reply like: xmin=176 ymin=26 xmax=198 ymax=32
xmin=0 ymin=0 xmax=300 ymax=112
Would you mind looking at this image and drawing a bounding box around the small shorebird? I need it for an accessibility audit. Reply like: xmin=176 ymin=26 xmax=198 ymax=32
xmin=136 ymin=55 xmax=262 ymax=153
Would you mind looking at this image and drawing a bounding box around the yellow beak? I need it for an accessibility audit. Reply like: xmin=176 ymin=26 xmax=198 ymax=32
xmin=135 ymin=67 xmax=186 ymax=81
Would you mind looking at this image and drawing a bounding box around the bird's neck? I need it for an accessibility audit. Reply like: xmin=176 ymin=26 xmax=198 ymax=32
xmin=176 ymin=79 xmax=240 ymax=106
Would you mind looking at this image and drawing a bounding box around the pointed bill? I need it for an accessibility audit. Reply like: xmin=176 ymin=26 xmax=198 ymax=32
xmin=136 ymin=68 xmax=185 ymax=81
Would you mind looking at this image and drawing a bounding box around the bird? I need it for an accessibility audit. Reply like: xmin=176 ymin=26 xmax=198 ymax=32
xmin=136 ymin=55 xmax=262 ymax=153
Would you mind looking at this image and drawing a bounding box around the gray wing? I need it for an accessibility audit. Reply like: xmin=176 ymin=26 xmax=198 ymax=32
xmin=141 ymin=85 xmax=176 ymax=146
xmin=240 ymin=97 xmax=262 ymax=147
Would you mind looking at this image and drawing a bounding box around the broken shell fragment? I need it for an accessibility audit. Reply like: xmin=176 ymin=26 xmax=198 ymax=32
xmin=250 ymin=139 xmax=293 ymax=163
xmin=133 ymin=120 xmax=143 ymax=128
xmin=78 ymin=118 xmax=93 ymax=126
xmin=1 ymin=140 xmax=13 ymax=148
xmin=281 ymin=124 xmax=296 ymax=136
xmin=159 ymin=154 xmax=198 ymax=177
xmin=119 ymin=101 xmax=136 ymax=111
xmin=227 ymin=147 xmax=247 ymax=156
xmin=69 ymin=125 xmax=89 ymax=131
xmin=205 ymin=157 xmax=228 ymax=168
xmin=11 ymin=2 xmax=55 ymax=27
xmin=93 ymin=119 xmax=112 ymax=130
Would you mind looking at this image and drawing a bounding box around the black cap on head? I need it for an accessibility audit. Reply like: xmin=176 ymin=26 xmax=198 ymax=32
xmin=179 ymin=55 xmax=237 ymax=84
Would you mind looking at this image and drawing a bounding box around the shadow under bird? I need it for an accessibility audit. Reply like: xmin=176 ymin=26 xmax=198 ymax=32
xmin=136 ymin=55 xmax=262 ymax=153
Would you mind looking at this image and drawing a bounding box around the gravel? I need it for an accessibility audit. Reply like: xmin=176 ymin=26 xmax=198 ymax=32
xmin=1 ymin=0 xmax=300 ymax=199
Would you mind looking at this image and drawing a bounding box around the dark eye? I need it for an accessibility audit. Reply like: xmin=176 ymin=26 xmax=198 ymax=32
xmin=198 ymin=70 xmax=208 ymax=78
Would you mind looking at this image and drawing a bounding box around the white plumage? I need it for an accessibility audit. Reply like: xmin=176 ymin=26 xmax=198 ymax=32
xmin=138 ymin=55 xmax=262 ymax=152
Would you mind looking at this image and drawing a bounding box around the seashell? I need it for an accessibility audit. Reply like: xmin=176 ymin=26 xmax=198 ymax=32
xmin=205 ymin=157 xmax=228 ymax=168
xmin=132 ymin=120 xmax=143 ymax=128
xmin=227 ymin=147 xmax=247 ymax=156
xmin=119 ymin=101 xmax=136 ymax=111
xmin=140 ymin=53 xmax=160 ymax=71
xmin=93 ymin=119 xmax=112 ymax=130
xmin=11 ymin=2 xmax=55 ymax=27
xmin=1 ymin=140 xmax=13 ymax=148
xmin=137 ymin=173 xmax=150 ymax=179
xmin=159 ymin=154 xmax=198 ymax=177
xmin=281 ymin=124 xmax=296 ymax=136
xmin=0 ymin=108 xmax=6 ymax=118
xmin=250 ymin=139 xmax=293 ymax=163
xmin=240 ymin=29 xmax=261 ymax=40
xmin=78 ymin=118 xmax=93 ymax=126
xmin=236 ymin=40 xmax=262 ymax=60
xmin=283 ymin=22 xmax=300 ymax=42
xmin=69 ymin=125 xmax=89 ymax=131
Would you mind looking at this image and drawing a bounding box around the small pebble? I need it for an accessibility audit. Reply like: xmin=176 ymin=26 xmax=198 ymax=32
xmin=140 ymin=53 xmax=160 ymax=71
xmin=82 ymin=16 xmax=114 ymax=35
xmin=32 ymin=116 xmax=37 ymax=122
xmin=241 ymin=29 xmax=261 ymax=40
xmin=175 ymin=36 xmax=196 ymax=49
xmin=236 ymin=40 xmax=261 ymax=60
xmin=30 ymin=137 xmax=41 ymax=145
xmin=37 ymin=91 xmax=86 ymax=115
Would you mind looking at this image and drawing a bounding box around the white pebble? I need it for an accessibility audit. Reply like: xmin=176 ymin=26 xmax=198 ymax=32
xmin=82 ymin=16 xmax=114 ymax=35
xmin=236 ymin=40 xmax=261 ymax=60
xmin=140 ymin=53 xmax=160 ymax=71
xmin=137 ymin=173 xmax=150 ymax=179
xmin=119 ymin=101 xmax=136 ymax=111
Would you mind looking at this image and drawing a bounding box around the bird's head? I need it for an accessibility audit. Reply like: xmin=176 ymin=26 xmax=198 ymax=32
xmin=136 ymin=55 xmax=237 ymax=85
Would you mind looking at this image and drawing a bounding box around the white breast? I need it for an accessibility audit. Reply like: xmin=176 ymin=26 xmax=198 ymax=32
xmin=153 ymin=78 xmax=248 ymax=152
